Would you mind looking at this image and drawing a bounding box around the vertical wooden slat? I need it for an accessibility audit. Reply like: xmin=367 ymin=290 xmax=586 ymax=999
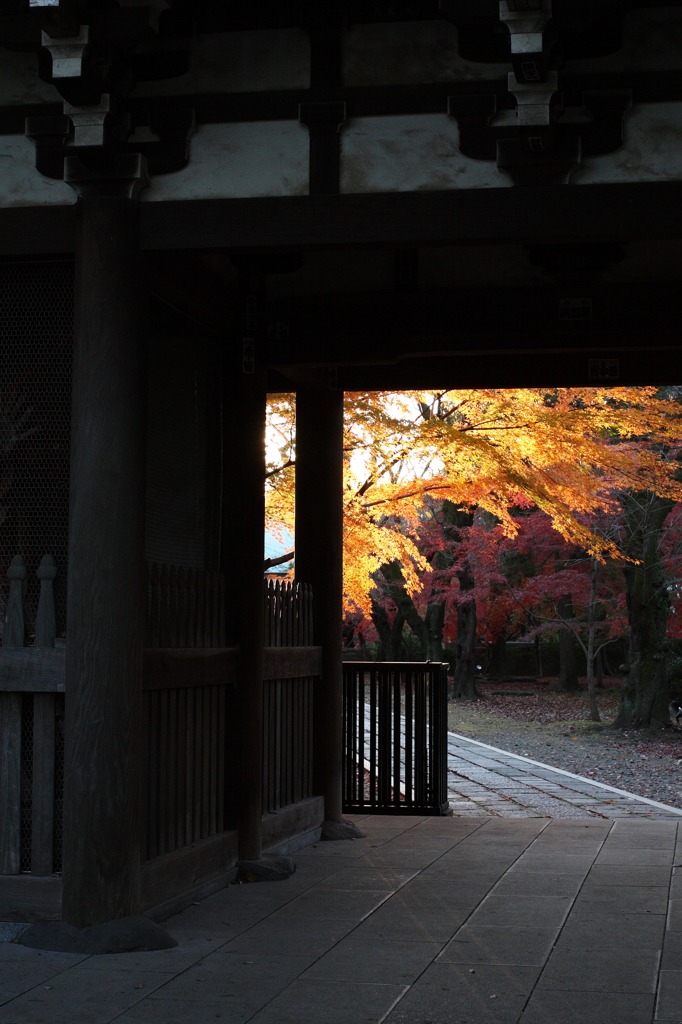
xmin=392 ymin=668 xmax=401 ymax=809
xmin=167 ymin=565 xmax=176 ymax=647
xmin=208 ymin=571 xmax=216 ymax=647
xmin=167 ymin=688 xmax=178 ymax=854
xmin=219 ymin=572 xmax=226 ymax=647
xmin=188 ymin=568 xmax=197 ymax=649
xmin=159 ymin=689 xmax=170 ymax=855
xmin=274 ymin=680 xmax=280 ymax=810
xmin=263 ymin=580 xmax=270 ymax=648
xmin=147 ymin=689 xmax=159 ymax=860
xmin=201 ymin=685 xmax=211 ymax=839
xmin=280 ymin=679 xmax=288 ymax=806
xmin=217 ymin=684 xmax=226 ymax=833
xmin=294 ymin=679 xmax=300 ymax=804
xmin=182 ymin=686 xmax=192 ymax=846
xmin=31 ymin=693 xmax=55 ymax=875
xmin=405 ymin=668 xmax=414 ymax=808
xmin=148 ymin=563 xmax=158 ymax=647
xmin=0 ymin=693 xmax=23 ymax=874
xmin=193 ymin=689 xmax=203 ymax=841
xmin=307 ymin=678 xmax=313 ymax=799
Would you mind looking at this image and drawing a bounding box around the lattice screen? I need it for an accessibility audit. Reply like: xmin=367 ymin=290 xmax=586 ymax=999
xmin=0 ymin=261 xmax=73 ymax=640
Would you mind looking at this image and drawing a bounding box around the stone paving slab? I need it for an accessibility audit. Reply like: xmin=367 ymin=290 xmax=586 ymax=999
xmin=1 ymin=815 xmax=679 ymax=1023
xmin=447 ymin=732 xmax=682 ymax=820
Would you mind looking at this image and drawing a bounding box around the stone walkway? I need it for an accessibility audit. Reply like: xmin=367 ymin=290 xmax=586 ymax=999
xmin=447 ymin=732 xmax=682 ymax=820
xmin=2 ymin=814 xmax=682 ymax=1024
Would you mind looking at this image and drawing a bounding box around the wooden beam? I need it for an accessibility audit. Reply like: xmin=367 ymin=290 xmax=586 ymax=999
xmin=220 ymin=273 xmax=268 ymax=864
xmin=5 ymin=182 xmax=682 ymax=257
xmin=263 ymin=646 xmax=323 ymax=680
xmin=0 ymin=649 xmax=66 ymax=691
xmin=62 ymin=188 xmax=147 ymax=929
xmin=143 ymin=648 xmax=239 ymax=689
xmin=0 ymin=875 xmax=62 ymax=922
xmin=262 ymin=795 xmax=324 ymax=853
xmin=140 ymin=830 xmax=238 ymax=914
xmin=139 ymin=182 xmax=682 ymax=251
xmin=295 ymin=386 xmax=345 ymax=825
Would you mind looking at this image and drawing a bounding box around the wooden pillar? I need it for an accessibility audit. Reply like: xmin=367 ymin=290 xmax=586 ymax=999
xmin=295 ymin=385 xmax=344 ymax=823
xmin=221 ymin=274 xmax=267 ymax=863
xmin=62 ymin=156 xmax=148 ymax=927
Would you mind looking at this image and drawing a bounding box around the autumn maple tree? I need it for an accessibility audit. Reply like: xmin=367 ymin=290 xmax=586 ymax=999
xmin=266 ymin=387 xmax=682 ymax=725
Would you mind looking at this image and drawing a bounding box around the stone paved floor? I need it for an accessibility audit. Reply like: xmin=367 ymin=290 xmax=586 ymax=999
xmin=2 ymin=814 xmax=682 ymax=1024
xmin=447 ymin=733 xmax=682 ymax=820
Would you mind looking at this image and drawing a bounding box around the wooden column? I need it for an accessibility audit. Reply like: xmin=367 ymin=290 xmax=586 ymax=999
xmin=295 ymin=385 xmax=344 ymax=823
xmin=62 ymin=156 xmax=148 ymax=927
xmin=221 ymin=274 xmax=267 ymax=863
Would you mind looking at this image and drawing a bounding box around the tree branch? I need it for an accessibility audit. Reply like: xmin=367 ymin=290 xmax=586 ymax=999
xmin=264 ymin=550 xmax=295 ymax=570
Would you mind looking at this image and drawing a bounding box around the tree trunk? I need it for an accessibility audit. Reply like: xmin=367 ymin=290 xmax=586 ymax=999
xmin=425 ymin=600 xmax=445 ymax=663
xmin=371 ymin=601 xmax=390 ymax=661
xmin=453 ymin=560 xmax=479 ymax=699
xmin=595 ymin=650 xmax=604 ymax=689
xmin=489 ymin=635 xmax=507 ymax=681
xmin=556 ymin=595 xmax=581 ymax=692
xmin=381 ymin=561 xmax=429 ymax=657
xmin=615 ymin=491 xmax=674 ymax=728
xmin=389 ymin=609 xmax=406 ymax=659
xmin=534 ymin=634 xmax=543 ymax=679
xmin=586 ymin=558 xmax=601 ymax=723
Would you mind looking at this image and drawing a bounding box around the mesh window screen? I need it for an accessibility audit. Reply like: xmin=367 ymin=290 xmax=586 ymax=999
xmin=0 ymin=261 xmax=73 ymax=639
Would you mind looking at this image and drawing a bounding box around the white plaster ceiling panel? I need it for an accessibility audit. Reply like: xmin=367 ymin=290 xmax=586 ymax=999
xmin=0 ymin=49 xmax=62 ymax=104
xmin=144 ymin=121 xmax=309 ymax=201
xmin=342 ymin=21 xmax=506 ymax=87
xmin=567 ymin=8 xmax=682 ymax=75
xmin=340 ymin=114 xmax=510 ymax=194
xmin=133 ymin=28 xmax=310 ymax=98
xmin=0 ymin=136 xmax=73 ymax=207
xmin=575 ymin=102 xmax=682 ymax=185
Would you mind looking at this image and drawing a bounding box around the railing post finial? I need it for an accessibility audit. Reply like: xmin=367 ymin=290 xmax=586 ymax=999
xmin=5 ymin=554 xmax=27 ymax=648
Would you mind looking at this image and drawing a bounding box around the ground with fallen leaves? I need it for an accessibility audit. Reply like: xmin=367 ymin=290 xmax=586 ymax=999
xmin=448 ymin=678 xmax=682 ymax=809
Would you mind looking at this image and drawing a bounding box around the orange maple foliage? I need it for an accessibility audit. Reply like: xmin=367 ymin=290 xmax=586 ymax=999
xmin=266 ymin=388 xmax=682 ymax=613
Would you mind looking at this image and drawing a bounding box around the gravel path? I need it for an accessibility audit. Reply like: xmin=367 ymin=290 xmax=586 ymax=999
xmin=447 ymin=680 xmax=682 ymax=812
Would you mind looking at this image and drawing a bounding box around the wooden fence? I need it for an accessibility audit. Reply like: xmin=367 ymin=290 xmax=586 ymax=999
xmin=1 ymin=559 xmax=320 ymax=879
xmin=342 ymin=661 xmax=450 ymax=816
xmin=146 ymin=563 xmax=227 ymax=648
xmin=264 ymin=578 xmax=313 ymax=648
xmin=144 ymin=679 xmax=238 ymax=861
xmin=0 ymin=555 xmax=64 ymax=876
xmin=262 ymin=677 xmax=315 ymax=814
xmin=144 ymin=565 xmax=317 ymax=859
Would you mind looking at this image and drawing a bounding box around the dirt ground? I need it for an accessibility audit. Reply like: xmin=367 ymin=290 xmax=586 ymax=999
xmin=448 ymin=678 xmax=682 ymax=810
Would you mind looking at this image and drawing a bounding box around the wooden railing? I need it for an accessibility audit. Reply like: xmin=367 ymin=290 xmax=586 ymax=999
xmin=144 ymin=564 xmax=319 ymax=860
xmin=1 ymin=558 xmax=321 ymax=879
xmin=262 ymin=677 xmax=315 ymax=814
xmin=146 ymin=563 xmax=227 ymax=648
xmin=342 ymin=662 xmax=450 ymax=816
xmin=144 ymin=677 xmax=238 ymax=861
xmin=0 ymin=555 xmax=64 ymax=876
xmin=264 ymin=578 xmax=313 ymax=647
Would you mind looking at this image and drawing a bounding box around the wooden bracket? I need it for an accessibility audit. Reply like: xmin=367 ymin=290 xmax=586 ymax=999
xmin=299 ymin=101 xmax=347 ymax=196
